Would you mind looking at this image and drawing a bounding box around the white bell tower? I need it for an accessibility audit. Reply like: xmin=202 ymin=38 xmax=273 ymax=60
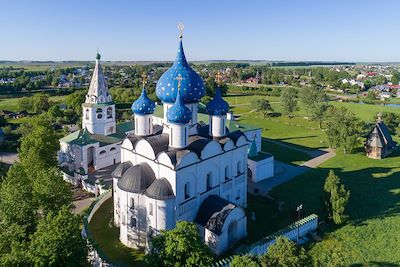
xmin=82 ymin=52 xmax=116 ymax=136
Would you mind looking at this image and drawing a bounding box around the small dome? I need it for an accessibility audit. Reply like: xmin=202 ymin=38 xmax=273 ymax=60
xmin=156 ymin=40 xmax=205 ymax=104
xmin=166 ymin=89 xmax=192 ymax=124
xmin=131 ymin=88 xmax=156 ymax=115
xmin=111 ymin=161 xmax=133 ymax=178
xmin=145 ymin=178 xmax=174 ymax=200
xmin=117 ymin=163 xmax=155 ymax=193
xmin=206 ymin=88 xmax=229 ymax=115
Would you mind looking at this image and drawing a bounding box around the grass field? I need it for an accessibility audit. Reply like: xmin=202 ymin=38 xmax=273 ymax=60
xmin=232 ymin=94 xmax=400 ymax=265
xmin=89 ymin=198 xmax=144 ymax=266
xmin=0 ymin=63 xmax=86 ymax=72
xmin=0 ymin=95 xmax=67 ymax=112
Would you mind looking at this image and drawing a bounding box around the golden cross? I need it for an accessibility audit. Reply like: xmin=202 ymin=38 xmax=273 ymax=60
xmin=215 ymin=71 xmax=223 ymax=84
xmin=178 ymin=22 xmax=184 ymax=39
xmin=141 ymin=72 xmax=147 ymax=87
xmin=176 ymin=74 xmax=184 ymax=90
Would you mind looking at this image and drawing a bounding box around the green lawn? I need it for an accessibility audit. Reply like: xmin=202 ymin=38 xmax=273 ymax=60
xmin=0 ymin=95 xmax=67 ymax=112
xmin=88 ymin=198 xmax=144 ymax=266
xmin=261 ymin=139 xmax=312 ymax=165
xmin=234 ymin=94 xmax=400 ymax=265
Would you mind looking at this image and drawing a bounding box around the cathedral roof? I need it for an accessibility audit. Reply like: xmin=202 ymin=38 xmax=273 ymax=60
xmin=166 ymin=89 xmax=192 ymax=124
xmin=195 ymin=195 xmax=238 ymax=235
xmin=85 ymin=52 xmax=112 ymax=104
xmin=156 ymin=39 xmax=205 ymax=104
xmin=206 ymin=88 xmax=229 ymax=116
xmin=117 ymin=163 xmax=156 ymax=193
xmin=145 ymin=178 xmax=174 ymax=200
xmin=131 ymin=87 xmax=156 ymax=115
xmin=111 ymin=161 xmax=133 ymax=178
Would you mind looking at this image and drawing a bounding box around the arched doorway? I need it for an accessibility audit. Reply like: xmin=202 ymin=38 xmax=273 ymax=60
xmin=87 ymin=146 xmax=95 ymax=172
xmin=228 ymin=220 xmax=238 ymax=246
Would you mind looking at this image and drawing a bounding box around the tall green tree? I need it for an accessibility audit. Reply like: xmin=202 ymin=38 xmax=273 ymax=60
xmin=299 ymin=86 xmax=328 ymax=128
xmin=325 ymin=106 xmax=363 ymax=154
xmin=0 ymin=164 xmax=37 ymax=232
xmin=262 ymin=237 xmax=310 ymax=267
xmin=32 ymin=167 xmax=72 ymax=216
xmin=280 ymin=87 xmax=298 ymax=116
xmin=145 ymin=221 xmax=214 ymax=267
xmin=66 ymin=90 xmax=86 ymax=116
xmin=324 ymin=170 xmax=350 ymax=225
xmin=18 ymin=120 xmax=59 ymax=170
xmin=231 ymin=254 xmax=260 ymax=267
xmin=28 ymin=206 xmax=88 ymax=267
xmin=251 ymin=99 xmax=274 ymax=118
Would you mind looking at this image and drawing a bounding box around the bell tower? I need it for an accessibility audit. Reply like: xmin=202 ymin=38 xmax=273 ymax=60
xmin=82 ymin=52 xmax=116 ymax=136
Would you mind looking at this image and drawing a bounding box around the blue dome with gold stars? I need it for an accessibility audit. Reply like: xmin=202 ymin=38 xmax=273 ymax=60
xmin=131 ymin=88 xmax=156 ymax=115
xmin=156 ymin=40 xmax=205 ymax=104
xmin=206 ymin=88 xmax=229 ymax=116
xmin=166 ymin=89 xmax=192 ymax=124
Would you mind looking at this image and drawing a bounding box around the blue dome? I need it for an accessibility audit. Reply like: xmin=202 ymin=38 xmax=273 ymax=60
xmin=131 ymin=88 xmax=156 ymax=115
xmin=206 ymin=88 xmax=229 ymax=115
xmin=166 ymin=90 xmax=192 ymax=124
xmin=156 ymin=40 xmax=205 ymax=104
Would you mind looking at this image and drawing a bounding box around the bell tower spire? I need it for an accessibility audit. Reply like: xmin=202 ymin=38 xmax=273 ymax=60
xmin=82 ymin=52 xmax=116 ymax=135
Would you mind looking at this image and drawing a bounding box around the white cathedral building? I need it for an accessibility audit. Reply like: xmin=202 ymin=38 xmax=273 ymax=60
xmin=59 ymin=29 xmax=274 ymax=255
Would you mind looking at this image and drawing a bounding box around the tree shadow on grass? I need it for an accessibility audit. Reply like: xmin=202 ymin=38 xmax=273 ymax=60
xmin=350 ymin=262 xmax=400 ymax=267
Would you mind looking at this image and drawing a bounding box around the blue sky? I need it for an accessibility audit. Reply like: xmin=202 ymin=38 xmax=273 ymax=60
xmin=0 ymin=0 xmax=399 ymax=62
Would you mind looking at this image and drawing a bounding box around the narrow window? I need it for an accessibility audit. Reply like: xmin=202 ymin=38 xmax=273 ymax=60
xmin=237 ymin=161 xmax=243 ymax=175
xmin=100 ymin=150 xmax=106 ymax=155
xmin=206 ymin=172 xmax=212 ymax=190
xmin=107 ymin=107 xmax=113 ymax=118
xmin=184 ymin=182 xmax=190 ymax=199
xmin=236 ymin=189 xmax=240 ymax=200
xmin=149 ymin=203 xmax=153 ymax=216
xmin=130 ymin=198 xmax=134 ymax=209
xmin=85 ymin=109 xmax=89 ymax=120
xmin=225 ymin=166 xmax=229 ymax=180
xmin=122 ymin=214 xmax=126 ymax=225
xmin=131 ymin=217 xmax=137 ymax=228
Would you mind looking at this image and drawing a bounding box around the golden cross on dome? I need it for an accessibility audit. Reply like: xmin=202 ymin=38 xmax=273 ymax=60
xmin=178 ymin=22 xmax=184 ymax=39
xmin=176 ymin=74 xmax=184 ymax=90
xmin=141 ymin=72 xmax=147 ymax=87
xmin=215 ymin=71 xmax=223 ymax=84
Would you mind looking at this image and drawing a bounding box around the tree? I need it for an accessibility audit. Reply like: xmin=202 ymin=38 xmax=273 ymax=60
xmin=299 ymin=86 xmax=328 ymax=128
xmin=324 ymin=106 xmax=363 ymax=154
xmin=262 ymin=237 xmax=310 ymax=267
xmin=280 ymin=87 xmax=298 ymax=116
xmin=324 ymin=170 xmax=350 ymax=225
xmin=47 ymin=105 xmax=63 ymax=122
xmin=379 ymin=112 xmax=400 ymax=135
xmin=18 ymin=120 xmax=59 ymax=170
xmin=0 ymin=164 xmax=37 ymax=232
xmin=145 ymin=221 xmax=214 ymax=267
xmin=32 ymin=167 xmax=72 ymax=216
xmin=29 ymin=206 xmax=88 ymax=267
xmin=251 ymin=99 xmax=274 ymax=118
xmin=66 ymin=90 xmax=86 ymax=116
xmin=31 ymin=93 xmax=50 ymax=113
xmin=231 ymin=254 xmax=260 ymax=267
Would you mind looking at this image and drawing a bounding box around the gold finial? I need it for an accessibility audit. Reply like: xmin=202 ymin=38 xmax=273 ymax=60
xmin=178 ymin=22 xmax=184 ymax=39
xmin=215 ymin=71 xmax=223 ymax=85
xmin=141 ymin=72 xmax=147 ymax=88
xmin=176 ymin=74 xmax=184 ymax=90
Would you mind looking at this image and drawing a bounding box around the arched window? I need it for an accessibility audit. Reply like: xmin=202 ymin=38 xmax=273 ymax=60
xmin=206 ymin=172 xmax=212 ymax=190
xmin=237 ymin=161 xmax=243 ymax=175
xmin=130 ymin=217 xmax=137 ymax=228
xmin=107 ymin=107 xmax=113 ymax=119
xmin=184 ymin=182 xmax=190 ymax=199
xmin=236 ymin=189 xmax=241 ymax=200
xmin=129 ymin=198 xmax=134 ymax=209
xmin=96 ymin=108 xmax=103 ymax=113
xmin=225 ymin=166 xmax=230 ymax=180
xmin=149 ymin=203 xmax=153 ymax=216
xmin=110 ymin=147 xmax=116 ymax=151
xmin=100 ymin=150 xmax=106 ymax=155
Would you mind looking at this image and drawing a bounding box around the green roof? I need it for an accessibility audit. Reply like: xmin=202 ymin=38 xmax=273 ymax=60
xmin=82 ymin=102 xmax=114 ymax=108
xmin=59 ymin=121 xmax=133 ymax=147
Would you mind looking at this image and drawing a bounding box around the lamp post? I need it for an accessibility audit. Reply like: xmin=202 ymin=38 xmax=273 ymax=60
xmin=296 ymin=204 xmax=303 ymax=244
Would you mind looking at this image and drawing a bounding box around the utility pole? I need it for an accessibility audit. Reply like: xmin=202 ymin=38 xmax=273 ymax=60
xmin=296 ymin=204 xmax=303 ymax=244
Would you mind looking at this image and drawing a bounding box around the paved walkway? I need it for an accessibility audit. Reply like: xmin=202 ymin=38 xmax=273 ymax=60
xmin=0 ymin=152 xmax=19 ymax=164
xmin=249 ymin=142 xmax=336 ymax=194
xmin=72 ymin=197 xmax=96 ymax=214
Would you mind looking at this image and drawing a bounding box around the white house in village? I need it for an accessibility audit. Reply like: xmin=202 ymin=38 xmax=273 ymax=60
xmin=58 ymin=29 xmax=274 ymax=255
